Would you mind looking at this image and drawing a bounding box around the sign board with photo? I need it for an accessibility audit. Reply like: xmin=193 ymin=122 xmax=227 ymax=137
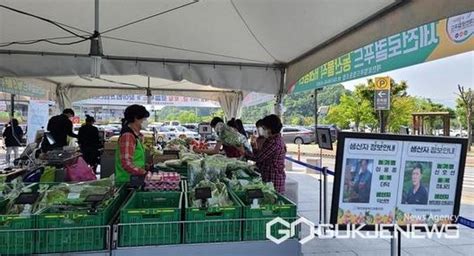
xmin=330 ymin=132 xmax=467 ymax=230
xmin=316 ymin=128 xmax=333 ymax=150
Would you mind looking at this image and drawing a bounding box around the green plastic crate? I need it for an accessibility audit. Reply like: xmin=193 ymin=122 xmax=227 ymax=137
xmin=234 ymin=191 xmax=297 ymax=241
xmin=0 ymin=183 xmax=45 ymax=254
xmin=35 ymin=185 xmax=128 ymax=254
xmin=184 ymin=191 xmax=242 ymax=244
xmin=0 ymin=204 xmax=36 ymax=255
xmin=119 ymin=191 xmax=182 ymax=247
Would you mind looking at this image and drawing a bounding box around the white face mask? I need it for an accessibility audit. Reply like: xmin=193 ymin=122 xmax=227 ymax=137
xmin=141 ymin=119 xmax=149 ymax=129
xmin=257 ymin=127 xmax=264 ymax=137
xmin=262 ymin=129 xmax=270 ymax=138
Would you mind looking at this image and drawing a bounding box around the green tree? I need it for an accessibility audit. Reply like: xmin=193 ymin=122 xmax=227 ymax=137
xmin=282 ymin=84 xmax=349 ymax=123
xmin=355 ymin=78 xmax=409 ymax=132
xmin=387 ymin=96 xmax=416 ymax=132
xmin=326 ymin=94 xmax=376 ymax=130
xmin=457 ymin=85 xmax=473 ymax=149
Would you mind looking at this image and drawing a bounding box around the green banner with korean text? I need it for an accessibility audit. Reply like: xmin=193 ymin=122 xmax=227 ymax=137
xmin=0 ymin=77 xmax=46 ymax=97
xmin=289 ymin=11 xmax=474 ymax=93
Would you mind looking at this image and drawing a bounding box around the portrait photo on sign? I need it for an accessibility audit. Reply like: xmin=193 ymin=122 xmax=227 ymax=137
xmin=342 ymin=159 xmax=374 ymax=203
xmin=401 ymin=161 xmax=432 ymax=205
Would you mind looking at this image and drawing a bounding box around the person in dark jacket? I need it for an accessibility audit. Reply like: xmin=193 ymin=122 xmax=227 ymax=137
xmin=43 ymin=108 xmax=78 ymax=151
xmin=235 ymin=119 xmax=248 ymax=139
xmin=78 ymin=115 xmax=101 ymax=171
xmin=3 ymin=118 xmax=23 ymax=164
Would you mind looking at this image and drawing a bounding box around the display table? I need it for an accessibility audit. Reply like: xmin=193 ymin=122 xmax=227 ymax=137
xmin=112 ymin=239 xmax=301 ymax=256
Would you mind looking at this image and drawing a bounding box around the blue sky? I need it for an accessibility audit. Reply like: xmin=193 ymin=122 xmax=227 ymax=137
xmin=341 ymin=51 xmax=473 ymax=108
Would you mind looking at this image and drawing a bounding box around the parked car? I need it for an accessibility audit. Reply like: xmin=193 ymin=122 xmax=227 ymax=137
xmin=306 ymin=124 xmax=340 ymax=142
xmin=174 ymin=126 xmax=200 ymax=140
xmin=182 ymin=123 xmax=199 ymax=132
xmin=282 ymin=126 xmax=315 ymax=144
xmin=163 ymin=121 xmax=180 ymax=126
xmin=157 ymin=126 xmax=178 ymax=142
xmin=157 ymin=125 xmax=200 ymax=142
xmin=100 ymin=125 xmax=121 ymax=139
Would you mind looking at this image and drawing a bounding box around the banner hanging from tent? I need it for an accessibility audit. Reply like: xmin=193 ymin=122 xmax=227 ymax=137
xmin=289 ymin=11 xmax=473 ymax=94
xmin=0 ymin=77 xmax=46 ymax=97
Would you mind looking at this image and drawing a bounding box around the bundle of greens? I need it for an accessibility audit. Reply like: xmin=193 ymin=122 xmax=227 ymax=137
xmin=225 ymin=160 xmax=259 ymax=179
xmin=190 ymin=180 xmax=233 ymax=208
xmin=203 ymin=155 xmax=228 ymax=183
xmin=188 ymin=159 xmax=205 ymax=187
xmin=3 ymin=182 xmax=41 ymax=215
xmin=164 ymin=138 xmax=188 ymax=151
xmin=36 ymin=178 xmax=116 ymax=213
xmin=164 ymin=159 xmax=184 ymax=168
xmin=231 ymin=178 xmax=278 ymax=205
xmin=180 ymin=152 xmax=203 ymax=164
xmin=216 ymin=123 xmax=252 ymax=153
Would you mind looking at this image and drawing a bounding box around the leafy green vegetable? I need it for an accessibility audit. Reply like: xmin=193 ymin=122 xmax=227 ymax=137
xmin=217 ymin=124 xmax=252 ymax=153
xmin=191 ymin=180 xmax=233 ymax=208
xmin=188 ymin=159 xmax=205 ymax=187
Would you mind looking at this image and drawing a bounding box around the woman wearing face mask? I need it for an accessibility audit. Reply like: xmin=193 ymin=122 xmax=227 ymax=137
xmin=241 ymin=114 xmax=287 ymax=193
xmin=194 ymin=117 xmax=243 ymax=158
xmin=115 ymin=104 xmax=150 ymax=184
xmin=252 ymin=119 xmax=266 ymax=151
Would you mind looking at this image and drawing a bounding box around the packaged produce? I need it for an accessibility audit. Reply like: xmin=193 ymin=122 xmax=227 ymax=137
xmin=215 ymin=123 xmax=252 ymax=153
xmin=191 ymin=180 xmax=233 ymax=208
xmin=36 ymin=178 xmax=116 ymax=213
xmin=231 ymin=178 xmax=278 ymax=205
xmin=203 ymin=155 xmax=228 ymax=182
xmin=164 ymin=159 xmax=184 ymax=168
xmin=188 ymin=159 xmax=204 ymax=187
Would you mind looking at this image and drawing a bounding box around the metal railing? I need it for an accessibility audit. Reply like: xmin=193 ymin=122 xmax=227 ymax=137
xmin=0 ymin=225 xmax=111 ymax=255
xmin=114 ymin=217 xmax=300 ymax=249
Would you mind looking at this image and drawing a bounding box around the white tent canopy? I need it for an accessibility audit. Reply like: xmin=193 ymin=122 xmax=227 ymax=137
xmin=1 ymin=0 xmax=471 ymax=114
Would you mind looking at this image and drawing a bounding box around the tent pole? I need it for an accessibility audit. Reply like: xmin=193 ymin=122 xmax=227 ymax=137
xmin=275 ymin=68 xmax=285 ymax=119
xmin=95 ymin=0 xmax=99 ymax=31
xmin=10 ymin=94 xmax=15 ymax=118
xmin=147 ymin=76 xmax=152 ymax=104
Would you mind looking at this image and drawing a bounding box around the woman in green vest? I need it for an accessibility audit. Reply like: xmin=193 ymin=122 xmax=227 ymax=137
xmin=115 ymin=104 xmax=150 ymax=183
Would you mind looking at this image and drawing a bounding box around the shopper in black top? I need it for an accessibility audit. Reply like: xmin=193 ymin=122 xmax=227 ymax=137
xmin=3 ymin=118 xmax=23 ymax=165
xmin=43 ymin=108 xmax=78 ymax=151
xmin=78 ymin=115 xmax=102 ymax=171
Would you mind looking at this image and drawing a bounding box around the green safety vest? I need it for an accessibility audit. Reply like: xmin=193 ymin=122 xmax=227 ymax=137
xmin=115 ymin=132 xmax=145 ymax=184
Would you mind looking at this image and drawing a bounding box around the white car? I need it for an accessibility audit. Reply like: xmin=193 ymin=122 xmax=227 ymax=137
xmin=157 ymin=126 xmax=178 ymax=142
xmin=174 ymin=126 xmax=200 ymax=140
xmin=157 ymin=126 xmax=200 ymax=142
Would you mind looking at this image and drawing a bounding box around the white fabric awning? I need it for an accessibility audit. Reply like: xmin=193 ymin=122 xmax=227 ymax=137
xmin=0 ymin=0 xmax=401 ymax=94
xmin=1 ymin=0 xmax=471 ymax=96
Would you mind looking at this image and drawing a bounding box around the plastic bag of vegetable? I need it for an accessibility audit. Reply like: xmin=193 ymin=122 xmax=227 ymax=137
xmin=188 ymin=159 xmax=204 ymax=187
xmin=180 ymin=152 xmax=202 ymax=164
xmin=191 ymin=180 xmax=233 ymax=208
xmin=203 ymin=155 xmax=228 ymax=182
xmin=164 ymin=159 xmax=184 ymax=168
xmin=215 ymin=123 xmax=252 ymax=153
xmin=232 ymin=178 xmax=278 ymax=205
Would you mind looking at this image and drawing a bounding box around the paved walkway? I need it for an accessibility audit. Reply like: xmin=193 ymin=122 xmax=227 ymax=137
xmin=286 ymin=171 xmax=474 ymax=256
